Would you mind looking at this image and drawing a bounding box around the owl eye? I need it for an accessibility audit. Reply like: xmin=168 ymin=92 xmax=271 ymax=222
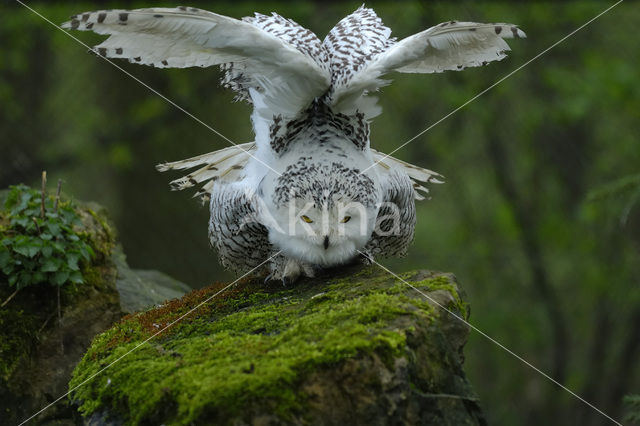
xmin=301 ymin=215 xmax=313 ymax=223
xmin=340 ymin=216 xmax=351 ymax=223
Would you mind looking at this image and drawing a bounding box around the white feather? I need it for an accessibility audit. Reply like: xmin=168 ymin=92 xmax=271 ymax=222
xmin=156 ymin=143 xmax=255 ymax=172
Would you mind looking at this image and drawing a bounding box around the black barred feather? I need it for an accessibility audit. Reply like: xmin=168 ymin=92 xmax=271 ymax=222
xmin=365 ymin=171 xmax=417 ymax=258
xmin=323 ymin=6 xmax=396 ymax=88
xmin=208 ymin=184 xmax=272 ymax=273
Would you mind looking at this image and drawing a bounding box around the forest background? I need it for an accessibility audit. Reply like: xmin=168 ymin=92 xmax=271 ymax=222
xmin=2 ymin=1 xmax=639 ymax=425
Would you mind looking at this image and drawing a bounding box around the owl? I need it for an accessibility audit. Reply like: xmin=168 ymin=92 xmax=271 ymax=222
xmin=63 ymin=6 xmax=524 ymax=283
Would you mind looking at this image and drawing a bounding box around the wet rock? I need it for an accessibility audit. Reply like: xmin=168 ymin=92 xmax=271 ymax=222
xmin=113 ymin=246 xmax=191 ymax=314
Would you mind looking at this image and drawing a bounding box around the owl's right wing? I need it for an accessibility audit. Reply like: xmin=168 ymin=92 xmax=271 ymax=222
xmin=327 ymin=11 xmax=525 ymax=115
xmin=62 ymin=7 xmax=331 ymax=116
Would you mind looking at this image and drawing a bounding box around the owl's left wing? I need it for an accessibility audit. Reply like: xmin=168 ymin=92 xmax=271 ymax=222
xmin=62 ymin=7 xmax=330 ymax=116
xmin=209 ymin=181 xmax=271 ymax=273
xmin=330 ymin=19 xmax=525 ymax=114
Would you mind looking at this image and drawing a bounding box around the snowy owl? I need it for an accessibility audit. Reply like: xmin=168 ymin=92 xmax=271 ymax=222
xmin=63 ymin=6 xmax=525 ymax=282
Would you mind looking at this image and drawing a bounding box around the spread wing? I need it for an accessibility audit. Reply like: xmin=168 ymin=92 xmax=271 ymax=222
xmin=323 ymin=7 xmax=395 ymax=90
xmin=61 ymin=7 xmax=331 ymax=116
xmin=322 ymin=6 xmax=395 ymax=117
xmin=328 ymin=12 xmax=526 ymax=115
xmin=156 ymin=144 xmax=442 ymax=203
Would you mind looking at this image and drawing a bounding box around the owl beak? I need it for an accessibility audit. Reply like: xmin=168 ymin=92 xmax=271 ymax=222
xmin=323 ymin=235 xmax=329 ymax=250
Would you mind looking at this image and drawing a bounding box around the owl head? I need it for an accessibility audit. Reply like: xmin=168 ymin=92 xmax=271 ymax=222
xmin=263 ymin=159 xmax=380 ymax=265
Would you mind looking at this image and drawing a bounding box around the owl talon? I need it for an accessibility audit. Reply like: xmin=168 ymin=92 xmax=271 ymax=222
xmin=267 ymin=257 xmax=315 ymax=286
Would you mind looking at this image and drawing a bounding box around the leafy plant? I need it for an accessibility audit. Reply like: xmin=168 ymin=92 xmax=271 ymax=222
xmin=0 ymin=184 xmax=94 ymax=290
xmin=626 ymin=395 xmax=640 ymax=425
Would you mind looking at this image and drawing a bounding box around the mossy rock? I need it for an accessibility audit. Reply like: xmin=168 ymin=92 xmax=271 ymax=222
xmin=0 ymin=189 xmax=193 ymax=425
xmin=0 ymin=195 xmax=122 ymax=424
xmin=70 ymin=265 xmax=484 ymax=425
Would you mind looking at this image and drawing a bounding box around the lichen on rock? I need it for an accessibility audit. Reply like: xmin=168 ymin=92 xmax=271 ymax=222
xmin=70 ymin=265 xmax=484 ymax=425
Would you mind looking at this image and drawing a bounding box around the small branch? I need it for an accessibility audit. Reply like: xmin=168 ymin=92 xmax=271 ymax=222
xmin=57 ymin=285 xmax=64 ymax=354
xmin=57 ymin=285 xmax=61 ymax=324
xmin=38 ymin=310 xmax=56 ymax=333
xmin=412 ymin=389 xmax=479 ymax=402
xmin=32 ymin=217 xmax=41 ymax=234
xmin=40 ymin=171 xmax=47 ymax=219
xmin=54 ymin=179 xmax=62 ymax=212
xmin=1 ymin=288 xmax=20 ymax=307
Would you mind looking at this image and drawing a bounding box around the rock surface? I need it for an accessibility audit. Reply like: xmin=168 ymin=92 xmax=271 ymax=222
xmin=113 ymin=246 xmax=192 ymax=314
xmin=70 ymin=265 xmax=486 ymax=425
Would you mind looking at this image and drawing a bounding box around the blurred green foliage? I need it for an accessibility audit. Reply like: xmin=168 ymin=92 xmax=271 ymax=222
xmin=626 ymin=394 xmax=640 ymax=424
xmin=1 ymin=1 xmax=638 ymax=425
xmin=0 ymin=184 xmax=94 ymax=289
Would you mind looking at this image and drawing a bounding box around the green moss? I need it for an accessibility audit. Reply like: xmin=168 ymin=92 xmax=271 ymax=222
xmin=409 ymin=275 xmax=470 ymax=320
xmin=83 ymin=207 xmax=116 ymax=261
xmin=69 ymin=267 xmax=464 ymax=425
xmin=0 ymin=305 xmax=40 ymax=380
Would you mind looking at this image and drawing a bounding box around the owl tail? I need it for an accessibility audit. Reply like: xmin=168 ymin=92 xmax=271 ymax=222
xmin=156 ymin=143 xmax=256 ymax=204
xmin=156 ymin=143 xmax=442 ymax=203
